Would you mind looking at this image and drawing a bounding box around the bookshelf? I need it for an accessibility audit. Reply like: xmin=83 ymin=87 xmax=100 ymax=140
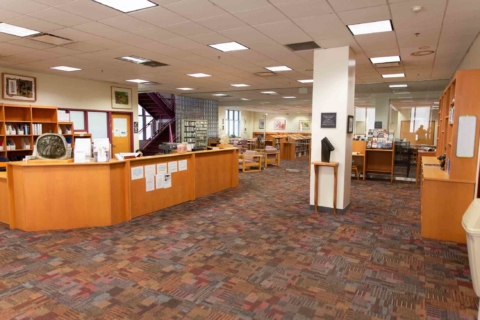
xmin=181 ymin=119 xmax=208 ymax=148
xmin=281 ymin=134 xmax=311 ymax=160
xmin=0 ymin=103 xmax=79 ymax=159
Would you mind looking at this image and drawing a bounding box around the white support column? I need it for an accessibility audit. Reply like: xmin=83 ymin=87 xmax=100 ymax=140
xmin=309 ymin=46 xmax=356 ymax=213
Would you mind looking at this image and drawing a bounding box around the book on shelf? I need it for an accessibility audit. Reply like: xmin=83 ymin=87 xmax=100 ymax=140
xmin=21 ymin=137 xmax=30 ymax=149
xmin=6 ymin=139 xmax=15 ymax=150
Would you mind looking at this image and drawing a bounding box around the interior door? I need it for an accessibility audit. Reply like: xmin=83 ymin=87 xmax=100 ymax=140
xmin=111 ymin=113 xmax=132 ymax=154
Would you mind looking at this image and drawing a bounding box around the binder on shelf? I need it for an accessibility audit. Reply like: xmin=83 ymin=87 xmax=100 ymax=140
xmin=6 ymin=139 xmax=15 ymax=150
xmin=0 ymin=139 xmax=3 ymax=151
xmin=21 ymin=137 xmax=30 ymax=149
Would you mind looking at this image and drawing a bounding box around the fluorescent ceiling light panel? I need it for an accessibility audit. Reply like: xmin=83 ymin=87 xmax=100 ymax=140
xmin=297 ymin=79 xmax=314 ymax=83
xmin=389 ymin=84 xmax=408 ymax=88
xmin=177 ymin=88 xmax=194 ymax=91
xmin=120 ymin=56 xmax=150 ymax=64
xmin=231 ymin=84 xmax=249 ymax=87
xmin=370 ymin=56 xmax=400 ymax=64
xmin=283 ymin=96 xmax=296 ymax=99
xmin=394 ymin=92 xmax=410 ymax=94
xmin=382 ymin=73 xmax=405 ymax=78
xmin=187 ymin=73 xmax=211 ymax=78
xmin=348 ymin=20 xmax=393 ymax=36
xmin=126 ymin=79 xmax=149 ymax=83
xmin=50 ymin=66 xmax=82 ymax=72
xmin=209 ymin=42 xmax=248 ymax=52
xmin=434 ymin=102 xmax=439 ymax=104
xmin=265 ymin=66 xmax=292 ymax=72
xmin=241 ymin=98 xmax=250 ymax=101
xmin=92 ymin=0 xmax=156 ymax=13
xmin=0 ymin=23 xmax=40 ymax=37
xmin=212 ymin=93 xmax=227 ymax=96
xmin=261 ymin=91 xmax=277 ymax=95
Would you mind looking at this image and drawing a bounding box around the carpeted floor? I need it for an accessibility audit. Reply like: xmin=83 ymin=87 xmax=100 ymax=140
xmin=0 ymin=158 xmax=477 ymax=319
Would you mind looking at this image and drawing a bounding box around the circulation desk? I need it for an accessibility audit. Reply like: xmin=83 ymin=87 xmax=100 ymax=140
xmin=0 ymin=149 xmax=238 ymax=231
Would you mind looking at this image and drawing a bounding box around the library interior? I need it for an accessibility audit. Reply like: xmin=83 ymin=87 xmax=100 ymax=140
xmin=1 ymin=0 xmax=480 ymax=319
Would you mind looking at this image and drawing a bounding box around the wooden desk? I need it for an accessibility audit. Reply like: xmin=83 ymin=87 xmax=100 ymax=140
xmin=421 ymin=156 xmax=475 ymax=243
xmin=3 ymin=149 xmax=238 ymax=231
xmin=365 ymin=148 xmax=395 ymax=182
xmin=312 ymin=161 xmax=339 ymax=215
xmin=416 ymin=150 xmax=436 ymax=187
xmin=0 ymin=172 xmax=8 ymax=225
xmin=352 ymin=141 xmax=367 ymax=180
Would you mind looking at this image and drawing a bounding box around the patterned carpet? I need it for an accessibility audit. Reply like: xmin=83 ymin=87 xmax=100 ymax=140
xmin=0 ymin=158 xmax=477 ymax=319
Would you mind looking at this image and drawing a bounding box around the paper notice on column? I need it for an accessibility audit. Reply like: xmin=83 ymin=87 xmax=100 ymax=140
xmin=146 ymin=176 xmax=155 ymax=192
xmin=157 ymin=163 xmax=167 ymax=174
xmin=168 ymin=161 xmax=177 ymax=173
xmin=164 ymin=174 xmax=172 ymax=188
xmin=178 ymin=160 xmax=187 ymax=171
xmin=114 ymin=118 xmax=128 ymax=137
xmin=156 ymin=174 xmax=165 ymax=189
xmin=144 ymin=164 xmax=156 ymax=177
xmin=131 ymin=166 xmax=144 ymax=180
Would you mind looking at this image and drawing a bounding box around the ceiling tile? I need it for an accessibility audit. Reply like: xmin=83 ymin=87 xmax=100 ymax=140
xmin=56 ymin=0 xmax=123 ymax=21
xmin=328 ymin=0 xmax=387 ymax=12
xmin=272 ymin=0 xmax=333 ymax=19
xmin=62 ymin=42 xmax=105 ymax=52
xmin=29 ymin=8 xmax=92 ymax=27
xmin=314 ymin=36 xmax=361 ymax=52
xmin=133 ymin=27 xmax=181 ymax=42
xmin=209 ymin=0 xmax=270 ymax=13
xmin=0 ymin=8 xmax=22 ymax=20
xmin=5 ymin=16 xmax=64 ymax=33
xmin=44 ymin=46 xmax=83 ymax=56
xmin=294 ymin=14 xmax=352 ymax=40
xmin=195 ymin=14 xmax=248 ymax=31
xmin=234 ymin=5 xmax=288 ymax=25
xmin=220 ymin=27 xmax=273 ymax=46
xmin=138 ymin=42 xmax=192 ymax=58
xmin=50 ymin=28 xmax=101 ymax=42
xmin=337 ymin=5 xmax=390 ymax=25
xmin=188 ymin=32 xmax=232 ymax=45
xmin=99 ymin=15 xmax=154 ymax=33
xmin=355 ymin=32 xmax=398 ymax=52
xmin=254 ymin=20 xmax=312 ymax=44
xmin=390 ymin=0 xmax=446 ymax=31
xmin=164 ymin=0 xmax=227 ymax=20
xmin=164 ymin=21 xmax=212 ymax=37
xmin=0 ymin=0 xmax=49 ymax=14
xmin=33 ymin=0 xmax=76 ymax=5
xmin=129 ymin=6 xmax=189 ymax=27
xmin=8 ymin=38 xmax=56 ymax=49
xmin=0 ymin=43 xmax=35 ymax=56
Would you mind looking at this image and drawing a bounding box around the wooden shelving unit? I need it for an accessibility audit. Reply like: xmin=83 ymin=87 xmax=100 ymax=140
xmin=281 ymin=134 xmax=311 ymax=160
xmin=422 ymin=69 xmax=480 ymax=242
xmin=0 ymin=103 xmax=80 ymax=160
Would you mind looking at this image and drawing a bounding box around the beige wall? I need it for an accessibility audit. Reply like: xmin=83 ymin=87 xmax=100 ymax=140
xmin=458 ymin=33 xmax=480 ymax=70
xmin=0 ymin=66 xmax=139 ymax=149
xmin=218 ymin=107 xmax=255 ymax=139
xmin=253 ymin=112 xmax=312 ymax=133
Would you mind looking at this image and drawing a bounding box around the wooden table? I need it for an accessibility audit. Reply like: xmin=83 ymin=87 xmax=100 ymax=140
xmin=416 ymin=150 xmax=436 ymax=187
xmin=312 ymin=161 xmax=339 ymax=215
xmin=352 ymin=153 xmax=366 ymax=180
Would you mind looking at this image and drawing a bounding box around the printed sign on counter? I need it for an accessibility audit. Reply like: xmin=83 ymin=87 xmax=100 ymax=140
xmin=146 ymin=176 xmax=155 ymax=192
xmin=131 ymin=166 xmax=144 ymax=180
xmin=157 ymin=163 xmax=167 ymax=174
xmin=155 ymin=174 xmax=164 ymax=189
xmin=178 ymin=160 xmax=187 ymax=171
xmin=144 ymin=164 xmax=156 ymax=177
xmin=168 ymin=161 xmax=177 ymax=173
xmin=164 ymin=174 xmax=172 ymax=188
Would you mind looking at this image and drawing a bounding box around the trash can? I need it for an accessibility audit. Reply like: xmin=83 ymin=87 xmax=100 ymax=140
xmin=462 ymin=199 xmax=480 ymax=320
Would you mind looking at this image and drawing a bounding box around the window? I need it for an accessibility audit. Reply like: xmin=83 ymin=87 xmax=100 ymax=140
xmin=225 ymin=110 xmax=240 ymax=137
xmin=354 ymin=107 xmax=375 ymax=135
xmin=138 ymin=105 xmax=154 ymax=140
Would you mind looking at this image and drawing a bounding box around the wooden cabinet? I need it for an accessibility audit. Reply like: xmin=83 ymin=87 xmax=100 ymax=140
xmin=280 ymin=135 xmax=311 ymax=160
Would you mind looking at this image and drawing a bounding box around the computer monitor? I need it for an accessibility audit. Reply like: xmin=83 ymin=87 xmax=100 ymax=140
xmin=321 ymin=137 xmax=335 ymax=162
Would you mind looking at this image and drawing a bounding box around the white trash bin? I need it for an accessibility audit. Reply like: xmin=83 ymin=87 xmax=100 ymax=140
xmin=462 ymin=199 xmax=480 ymax=320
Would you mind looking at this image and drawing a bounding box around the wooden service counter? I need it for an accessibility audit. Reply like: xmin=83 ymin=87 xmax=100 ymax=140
xmin=421 ymin=156 xmax=475 ymax=243
xmin=0 ymin=149 xmax=238 ymax=231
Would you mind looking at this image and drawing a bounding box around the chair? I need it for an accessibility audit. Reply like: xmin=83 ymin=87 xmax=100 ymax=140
xmin=394 ymin=141 xmax=411 ymax=177
xmin=264 ymin=146 xmax=280 ymax=167
xmin=238 ymin=150 xmax=263 ymax=172
xmin=352 ymin=164 xmax=359 ymax=180
xmin=0 ymin=156 xmax=9 ymax=172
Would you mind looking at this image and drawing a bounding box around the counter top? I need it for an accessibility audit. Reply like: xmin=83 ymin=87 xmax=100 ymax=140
xmin=422 ymin=156 xmax=475 ymax=184
xmin=0 ymin=172 xmax=6 ymax=180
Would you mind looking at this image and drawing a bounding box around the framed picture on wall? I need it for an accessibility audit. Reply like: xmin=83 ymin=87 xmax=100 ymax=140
xmin=259 ymin=119 xmax=265 ymax=129
xmin=2 ymin=73 xmax=36 ymax=102
xmin=347 ymin=115 xmax=354 ymax=133
xmin=111 ymin=87 xmax=132 ymax=109
xmin=273 ymin=118 xmax=286 ymax=130
xmin=299 ymin=120 xmax=310 ymax=131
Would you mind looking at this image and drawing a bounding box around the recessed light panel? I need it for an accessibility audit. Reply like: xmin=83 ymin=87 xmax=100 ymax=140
xmin=177 ymin=88 xmax=194 ymax=91
xmin=209 ymin=42 xmax=248 ymax=52
xmin=0 ymin=23 xmax=40 ymax=37
xmin=434 ymin=102 xmax=439 ymax=105
xmin=241 ymin=98 xmax=250 ymax=101
xmin=231 ymin=84 xmax=249 ymax=87
xmin=389 ymin=84 xmax=408 ymax=88
xmin=261 ymin=91 xmax=277 ymax=95
xmin=126 ymin=79 xmax=149 ymax=83
xmin=348 ymin=20 xmax=393 ymax=36
xmin=265 ymin=66 xmax=292 ymax=72
xmin=370 ymin=56 xmax=401 ymax=64
xmin=50 ymin=66 xmax=82 ymax=72
xmin=212 ymin=93 xmax=227 ymax=97
xmin=118 ymin=56 xmax=151 ymax=64
xmin=382 ymin=73 xmax=405 ymax=78
xmin=187 ymin=73 xmax=212 ymax=78
xmin=283 ymin=96 xmax=296 ymax=99
xmin=394 ymin=92 xmax=410 ymax=94
xmin=92 ymin=0 xmax=156 ymax=13
xmin=297 ymin=79 xmax=314 ymax=83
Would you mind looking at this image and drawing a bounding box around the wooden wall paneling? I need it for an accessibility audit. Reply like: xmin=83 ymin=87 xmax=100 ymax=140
xmin=9 ymin=165 xmax=25 ymax=230
xmin=231 ymin=149 xmax=239 ymax=188
xmin=110 ymin=162 xmax=128 ymax=225
xmin=194 ymin=150 xmax=236 ymax=199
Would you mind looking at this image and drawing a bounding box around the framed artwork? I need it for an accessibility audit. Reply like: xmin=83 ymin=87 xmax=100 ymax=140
xmin=273 ymin=118 xmax=286 ymax=130
xmin=347 ymin=115 xmax=354 ymax=133
xmin=111 ymin=87 xmax=132 ymax=109
xmin=259 ymin=119 xmax=265 ymax=129
xmin=2 ymin=73 xmax=36 ymax=102
xmin=299 ymin=120 xmax=310 ymax=131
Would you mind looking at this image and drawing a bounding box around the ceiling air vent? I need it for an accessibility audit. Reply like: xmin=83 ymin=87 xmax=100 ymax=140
xmin=374 ymin=62 xmax=402 ymax=68
xmin=142 ymin=61 xmax=168 ymax=67
xmin=254 ymin=71 xmax=276 ymax=77
xmin=30 ymin=33 xmax=73 ymax=45
xmin=285 ymin=41 xmax=321 ymax=52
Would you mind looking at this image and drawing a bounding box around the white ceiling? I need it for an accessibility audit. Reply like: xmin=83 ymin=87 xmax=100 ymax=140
xmin=0 ymin=0 xmax=479 ymax=112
